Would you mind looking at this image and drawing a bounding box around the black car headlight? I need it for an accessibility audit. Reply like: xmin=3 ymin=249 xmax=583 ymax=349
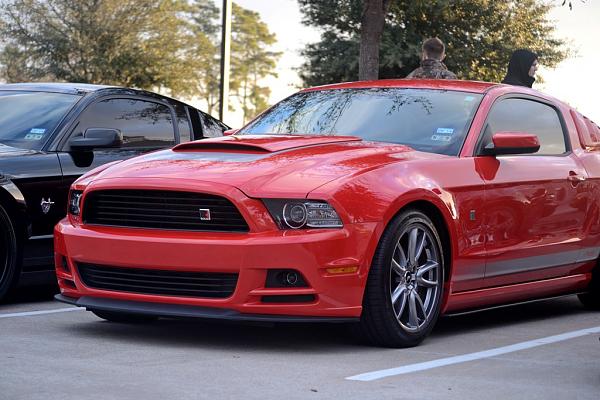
xmin=263 ymin=199 xmax=343 ymax=229
xmin=68 ymin=190 xmax=83 ymax=215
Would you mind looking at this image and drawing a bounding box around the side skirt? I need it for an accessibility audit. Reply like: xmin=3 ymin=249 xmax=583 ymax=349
xmin=443 ymin=273 xmax=590 ymax=315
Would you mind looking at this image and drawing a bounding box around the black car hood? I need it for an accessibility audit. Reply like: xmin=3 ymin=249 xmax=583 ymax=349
xmin=0 ymin=143 xmax=38 ymax=157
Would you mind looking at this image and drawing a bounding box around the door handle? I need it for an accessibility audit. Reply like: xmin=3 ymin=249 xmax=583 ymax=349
xmin=567 ymin=171 xmax=586 ymax=185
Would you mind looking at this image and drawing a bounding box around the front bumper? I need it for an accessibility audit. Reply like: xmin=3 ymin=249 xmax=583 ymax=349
xmin=54 ymin=218 xmax=379 ymax=319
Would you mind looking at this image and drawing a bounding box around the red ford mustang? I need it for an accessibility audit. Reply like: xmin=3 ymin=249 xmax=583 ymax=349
xmin=54 ymin=80 xmax=600 ymax=347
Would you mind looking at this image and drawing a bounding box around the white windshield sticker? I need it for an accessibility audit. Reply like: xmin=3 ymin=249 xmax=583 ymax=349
xmin=30 ymin=128 xmax=46 ymax=134
xmin=431 ymin=127 xmax=454 ymax=142
xmin=24 ymin=133 xmax=44 ymax=140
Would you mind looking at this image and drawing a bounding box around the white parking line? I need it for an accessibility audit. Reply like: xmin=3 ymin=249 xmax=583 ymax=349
xmin=346 ymin=326 xmax=600 ymax=381
xmin=0 ymin=307 xmax=84 ymax=319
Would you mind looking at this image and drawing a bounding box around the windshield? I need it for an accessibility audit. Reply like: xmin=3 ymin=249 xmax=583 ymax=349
xmin=0 ymin=91 xmax=81 ymax=150
xmin=240 ymin=88 xmax=483 ymax=156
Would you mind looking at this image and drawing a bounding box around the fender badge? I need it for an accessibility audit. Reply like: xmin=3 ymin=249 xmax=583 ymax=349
xmin=199 ymin=209 xmax=211 ymax=221
xmin=41 ymin=198 xmax=55 ymax=214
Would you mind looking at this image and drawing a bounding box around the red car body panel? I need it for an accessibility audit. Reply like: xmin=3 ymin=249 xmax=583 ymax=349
xmin=54 ymin=80 xmax=599 ymax=319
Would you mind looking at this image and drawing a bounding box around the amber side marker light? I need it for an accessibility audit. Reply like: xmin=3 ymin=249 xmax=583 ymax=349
xmin=326 ymin=266 xmax=358 ymax=274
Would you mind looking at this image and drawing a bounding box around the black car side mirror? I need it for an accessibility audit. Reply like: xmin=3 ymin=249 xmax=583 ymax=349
xmin=69 ymin=128 xmax=123 ymax=151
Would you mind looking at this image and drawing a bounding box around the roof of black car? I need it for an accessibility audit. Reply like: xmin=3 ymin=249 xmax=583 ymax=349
xmin=0 ymin=82 xmax=120 ymax=95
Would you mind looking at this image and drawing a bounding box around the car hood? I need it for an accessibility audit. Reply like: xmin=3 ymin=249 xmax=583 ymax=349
xmin=0 ymin=143 xmax=38 ymax=158
xmin=91 ymin=135 xmax=445 ymax=197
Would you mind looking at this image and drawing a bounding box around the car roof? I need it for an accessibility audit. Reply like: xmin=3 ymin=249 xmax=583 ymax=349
xmin=0 ymin=82 xmax=119 ymax=95
xmin=302 ymin=79 xmax=500 ymax=94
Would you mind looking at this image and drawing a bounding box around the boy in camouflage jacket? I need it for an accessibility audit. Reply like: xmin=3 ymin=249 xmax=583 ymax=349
xmin=407 ymin=38 xmax=457 ymax=80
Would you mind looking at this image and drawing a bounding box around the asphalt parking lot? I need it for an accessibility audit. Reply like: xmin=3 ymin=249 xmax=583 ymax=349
xmin=1 ymin=288 xmax=599 ymax=400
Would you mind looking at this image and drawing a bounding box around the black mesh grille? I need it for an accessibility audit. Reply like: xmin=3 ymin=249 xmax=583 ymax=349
xmin=83 ymin=190 xmax=249 ymax=232
xmin=78 ymin=263 xmax=238 ymax=298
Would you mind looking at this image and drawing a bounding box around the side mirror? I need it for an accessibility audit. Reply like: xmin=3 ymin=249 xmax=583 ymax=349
xmin=482 ymin=132 xmax=540 ymax=156
xmin=223 ymin=129 xmax=238 ymax=136
xmin=69 ymin=128 xmax=123 ymax=151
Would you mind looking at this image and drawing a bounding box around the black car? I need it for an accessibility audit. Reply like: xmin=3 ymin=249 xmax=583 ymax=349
xmin=0 ymin=83 xmax=228 ymax=300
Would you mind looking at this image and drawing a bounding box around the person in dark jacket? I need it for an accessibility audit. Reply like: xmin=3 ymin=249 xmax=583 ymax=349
xmin=407 ymin=38 xmax=457 ymax=80
xmin=502 ymin=49 xmax=539 ymax=88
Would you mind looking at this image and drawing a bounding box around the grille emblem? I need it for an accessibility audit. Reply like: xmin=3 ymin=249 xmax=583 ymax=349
xmin=199 ymin=209 xmax=211 ymax=221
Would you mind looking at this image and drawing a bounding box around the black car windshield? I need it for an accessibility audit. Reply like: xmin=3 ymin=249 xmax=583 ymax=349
xmin=240 ymin=88 xmax=483 ymax=156
xmin=0 ymin=91 xmax=81 ymax=150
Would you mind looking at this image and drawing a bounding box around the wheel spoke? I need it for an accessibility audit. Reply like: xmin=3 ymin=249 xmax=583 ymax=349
xmin=414 ymin=290 xmax=427 ymax=320
xmin=417 ymin=276 xmax=437 ymax=288
xmin=416 ymin=260 xmax=439 ymax=288
xmin=396 ymin=290 xmax=408 ymax=319
xmin=391 ymin=258 xmax=405 ymax=275
xmin=394 ymin=243 xmax=408 ymax=272
xmin=417 ymin=260 xmax=439 ymax=276
xmin=408 ymin=290 xmax=419 ymax=327
xmin=408 ymin=228 xmax=426 ymax=266
xmin=391 ymin=284 xmax=406 ymax=305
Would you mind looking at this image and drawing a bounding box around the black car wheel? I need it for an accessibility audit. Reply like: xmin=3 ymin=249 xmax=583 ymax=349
xmin=360 ymin=209 xmax=445 ymax=347
xmin=0 ymin=204 xmax=19 ymax=301
xmin=91 ymin=310 xmax=158 ymax=323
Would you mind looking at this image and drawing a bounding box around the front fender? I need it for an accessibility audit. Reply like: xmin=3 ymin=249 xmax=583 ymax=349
xmin=309 ymin=157 xmax=487 ymax=304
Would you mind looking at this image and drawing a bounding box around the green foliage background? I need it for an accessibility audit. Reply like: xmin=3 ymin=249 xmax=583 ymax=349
xmin=0 ymin=0 xmax=280 ymax=120
xmin=0 ymin=0 xmax=571 ymax=118
xmin=298 ymin=0 xmax=569 ymax=86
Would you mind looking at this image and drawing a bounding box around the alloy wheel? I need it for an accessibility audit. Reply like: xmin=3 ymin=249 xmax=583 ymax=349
xmin=389 ymin=224 xmax=441 ymax=333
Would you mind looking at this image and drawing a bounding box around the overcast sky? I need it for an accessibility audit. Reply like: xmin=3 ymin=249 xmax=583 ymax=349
xmin=224 ymin=0 xmax=599 ymax=126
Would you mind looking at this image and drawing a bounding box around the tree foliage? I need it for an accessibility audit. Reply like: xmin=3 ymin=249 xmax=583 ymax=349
xmin=188 ymin=0 xmax=222 ymax=115
xmin=298 ymin=0 xmax=569 ymax=86
xmin=0 ymin=0 xmax=198 ymax=94
xmin=230 ymin=3 xmax=280 ymax=123
xmin=0 ymin=0 xmax=280 ymax=120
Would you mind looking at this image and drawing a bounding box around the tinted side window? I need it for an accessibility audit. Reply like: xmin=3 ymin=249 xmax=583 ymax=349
xmin=200 ymin=112 xmax=227 ymax=138
xmin=77 ymin=98 xmax=175 ymax=149
xmin=175 ymin=106 xmax=192 ymax=143
xmin=482 ymin=98 xmax=566 ymax=155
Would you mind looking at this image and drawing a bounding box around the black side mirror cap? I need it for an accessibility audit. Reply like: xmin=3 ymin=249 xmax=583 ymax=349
xmin=69 ymin=128 xmax=123 ymax=151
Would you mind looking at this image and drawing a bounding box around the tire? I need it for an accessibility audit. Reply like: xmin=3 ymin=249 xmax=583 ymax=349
xmin=359 ymin=209 xmax=445 ymax=348
xmin=0 ymin=204 xmax=20 ymax=302
xmin=578 ymin=264 xmax=600 ymax=310
xmin=91 ymin=310 xmax=158 ymax=323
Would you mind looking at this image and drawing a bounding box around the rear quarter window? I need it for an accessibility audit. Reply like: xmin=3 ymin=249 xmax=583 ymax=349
xmin=571 ymin=110 xmax=600 ymax=150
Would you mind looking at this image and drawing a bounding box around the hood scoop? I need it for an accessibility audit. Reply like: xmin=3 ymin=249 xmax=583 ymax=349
xmin=173 ymin=135 xmax=362 ymax=153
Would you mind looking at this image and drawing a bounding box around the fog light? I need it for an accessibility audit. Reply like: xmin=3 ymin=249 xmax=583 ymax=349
xmin=265 ymin=269 xmax=308 ymax=288
xmin=285 ymin=272 xmax=299 ymax=285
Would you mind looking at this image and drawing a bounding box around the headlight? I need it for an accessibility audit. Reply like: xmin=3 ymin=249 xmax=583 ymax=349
xmin=68 ymin=190 xmax=83 ymax=215
xmin=263 ymin=199 xmax=343 ymax=229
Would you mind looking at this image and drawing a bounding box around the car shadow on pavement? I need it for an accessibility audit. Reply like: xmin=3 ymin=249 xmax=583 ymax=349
xmin=67 ymin=317 xmax=365 ymax=354
xmin=435 ymin=295 xmax=590 ymax=336
xmin=60 ymin=295 xmax=592 ymax=352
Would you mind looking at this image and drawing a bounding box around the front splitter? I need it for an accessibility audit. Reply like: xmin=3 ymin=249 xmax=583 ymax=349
xmin=55 ymin=294 xmax=359 ymax=324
